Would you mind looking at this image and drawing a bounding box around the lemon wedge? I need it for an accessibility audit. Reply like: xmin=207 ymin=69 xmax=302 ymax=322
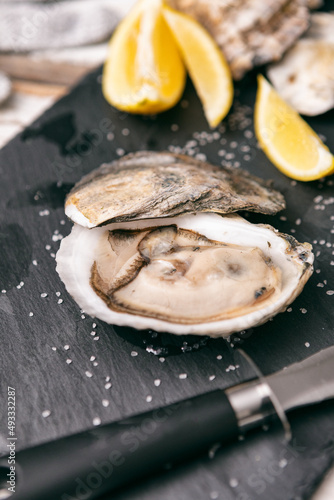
xmin=162 ymin=5 xmax=233 ymax=128
xmin=255 ymin=75 xmax=334 ymax=181
xmin=102 ymin=0 xmax=186 ymax=114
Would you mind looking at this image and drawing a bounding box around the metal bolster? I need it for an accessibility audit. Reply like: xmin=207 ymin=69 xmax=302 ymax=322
xmin=225 ymin=379 xmax=277 ymax=432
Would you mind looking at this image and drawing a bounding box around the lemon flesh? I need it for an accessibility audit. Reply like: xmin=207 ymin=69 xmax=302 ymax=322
xmin=162 ymin=5 xmax=233 ymax=128
xmin=255 ymin=75 xmax=334 ymax=181
xmin=102 ymin=0 xmax=186 ymax=114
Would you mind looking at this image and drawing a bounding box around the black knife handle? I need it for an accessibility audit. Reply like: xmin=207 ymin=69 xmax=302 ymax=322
xmin=2 ymin=389 xmax=238 ymax=500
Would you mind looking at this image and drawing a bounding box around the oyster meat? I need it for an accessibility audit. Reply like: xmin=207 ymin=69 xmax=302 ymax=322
xmin=57 ymin=152 xmax=313 ymax=338
xmin=268 ymin=13 xmax=334 ymax=116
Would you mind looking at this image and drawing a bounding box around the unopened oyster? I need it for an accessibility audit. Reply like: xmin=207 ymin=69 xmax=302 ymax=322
xmin=166 ymin=0 xmax=311 ymax=80
xmin=57 ymin=152 xmax=313 ymax=338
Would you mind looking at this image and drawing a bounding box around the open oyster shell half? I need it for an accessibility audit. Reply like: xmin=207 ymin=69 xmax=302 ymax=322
xmin=57 ymin=212 xmax=313 ymax=337
xmin=268 ymin=13 xmax=334 ymax=116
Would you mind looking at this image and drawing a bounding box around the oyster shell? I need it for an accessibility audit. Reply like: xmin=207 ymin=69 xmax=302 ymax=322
xmin=65 ymin=151 xmax=285 ymax=228
xmin=56 ymin=213 xmax=313 ymax=337
xmin=267 ymin=13 xmax=334 ymax=116
xmin=166 ymin=0 xmax=310 ymax=80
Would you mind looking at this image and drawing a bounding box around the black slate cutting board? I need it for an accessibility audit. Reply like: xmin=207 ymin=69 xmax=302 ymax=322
xmin=1 ymin=28 xmax=334 ymax=500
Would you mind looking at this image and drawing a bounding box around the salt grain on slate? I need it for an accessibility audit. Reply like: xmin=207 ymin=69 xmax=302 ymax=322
xmin=209 ymin=375 xmax=216 ymax=381
xmin=90 ymin=356 xmax=96 ymax=362
xmin=305 ymin=342 xmax=310 ymax=348
xmin=300 ymin=308 xmax=307 ymax=314
xmin=327 ymin=290 xmax=334 ymax=296
xmin=105 ymin=383 xmax=112 ymax=389
xmin=66 ymin=359 xmax=72 ymax=364
xmin=179 ymin=373 xmax=187 ymax=379
xmin=217 ymin=355 xmax=222 ymax=360
xmin=85 ymin=371 xmax=93 ymax=378
xmin=40 ymin=293 xmax=48 ymax=298
xmin=64 ymin=345 xmax=70 ymax=350
xmin=229 ymin=478 xmax=239 ymax=488
xmin=210 ymin=492 xmax=219 ymax=499
xmin=93 ymin=417 xmax=101 ymax=426
xmin=131 ymin=351 xmax=138 ymax=357
xmin=42 ymin=410 xmax=51 ymax=418
xmin=29 ymin=312 xmax=33 ymax=317
xmin=102 ymin=399 xmax=109 ymax=407
xmin=146 ymin=395 xmax=152 ymax=403
xmin=32 ymin=260 xmax=38 ymax=266
xmin=51 ymin=347 xmax=57 ymax=351
xmin=154 ymin=379 xmax=161 ymax=387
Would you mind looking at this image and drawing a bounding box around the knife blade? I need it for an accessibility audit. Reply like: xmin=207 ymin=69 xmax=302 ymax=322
xmin=1 ymin=345 xmax=334 ymax=500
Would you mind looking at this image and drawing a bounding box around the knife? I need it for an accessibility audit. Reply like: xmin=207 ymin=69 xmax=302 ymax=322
xmin=1 ymin=345 xmax=334 ymax=500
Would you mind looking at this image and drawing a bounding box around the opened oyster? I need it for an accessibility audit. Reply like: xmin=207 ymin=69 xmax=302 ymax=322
xmin=57 ymin=152 xmax=313 ymax=337
xmin=268 ymin=12 xmax=334 ymax=116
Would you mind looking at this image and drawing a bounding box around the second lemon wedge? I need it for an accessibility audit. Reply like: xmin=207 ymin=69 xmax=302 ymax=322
xmin=162 ymin=5 xmax=233 ymax=128
xmin=102 ymin=0 xmax=186 ymax=115
xmin=255 ymin=75 xmax=334 ymax=181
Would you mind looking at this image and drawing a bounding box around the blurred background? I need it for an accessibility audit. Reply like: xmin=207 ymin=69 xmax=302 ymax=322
xmin=0 ymin=0 xmax=136 ymax=148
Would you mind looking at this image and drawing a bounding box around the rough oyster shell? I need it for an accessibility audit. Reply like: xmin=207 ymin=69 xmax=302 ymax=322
xmin=268 ymin=13 xmax=334 ymax=116
xmin=56 ymin=213 xmax=313 ymax=337
xmin=166 ymin=0 xmax=310 ymax=80
xmin=65 ymin=151 xmax=285 ymax=228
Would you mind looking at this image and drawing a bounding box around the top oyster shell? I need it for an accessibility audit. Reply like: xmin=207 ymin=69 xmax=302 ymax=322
xmin=65 ymin=151 xmax=285 ymax=228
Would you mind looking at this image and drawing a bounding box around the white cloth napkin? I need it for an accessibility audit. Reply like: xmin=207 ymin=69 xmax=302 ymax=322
xmin=0 ymin=0 xmax=136 ymax=52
